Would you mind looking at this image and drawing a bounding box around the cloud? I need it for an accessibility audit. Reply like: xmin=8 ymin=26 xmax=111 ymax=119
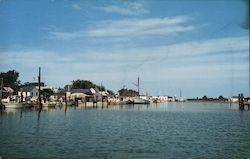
xmin=1 ymin=36 xmax=248 ymax=96
xmin=48 ymin=16 xmax=193 ymax=40
xmin=102 ymin=2 xmax=148 ymax=16
xmin=1 ymin=36 xmax=248 ymax=83
xmin=72 ymin=4 xmax=82 ymax=10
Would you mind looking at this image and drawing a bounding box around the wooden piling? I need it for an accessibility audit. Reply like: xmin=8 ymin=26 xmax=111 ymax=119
xmin=238 ymin=93 xmax=250 ymax=110
xmin=0 ymin=78 xmax=4 ymax=110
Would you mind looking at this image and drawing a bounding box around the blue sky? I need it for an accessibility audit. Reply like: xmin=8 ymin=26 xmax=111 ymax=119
xmin=0 ymin=0 xmax=249 ymax=98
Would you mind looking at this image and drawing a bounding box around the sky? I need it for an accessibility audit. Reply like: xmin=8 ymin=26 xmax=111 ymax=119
xmin=0 ymin=0 xmax=249 ymax=98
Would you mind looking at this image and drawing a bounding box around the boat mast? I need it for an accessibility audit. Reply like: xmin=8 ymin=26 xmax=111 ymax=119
xmin=132 ymin=76 xmax=140 ymax=96
xmin=137 ymin=76 xmax=140 ymax=96
xmin=38 ymin=67 xmax=42 ymax=108
xmin=180 ymin=88 xmax=182 ymax=98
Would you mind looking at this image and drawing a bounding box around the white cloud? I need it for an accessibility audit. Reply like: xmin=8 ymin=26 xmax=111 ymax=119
xmin=72 ymin=4 xmax=81 ymax=10
xmin=48 ymin=16 xmax=193 ymax=40
xmin=1 ymin=36 xmax=248 ymax=84
xmin=1 ymin=35 xmax=248 ymax=97
xmin=102 ymin=2 xmax=148 ymax=16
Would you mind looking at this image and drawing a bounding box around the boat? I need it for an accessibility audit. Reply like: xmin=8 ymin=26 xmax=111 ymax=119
xmin=131 ymin=76 xmax=150 ymax=104
xmin=132 ymin=97 xmax=150 ymax=104
xmin=23 ymin=101 xmax=33 ymax=108
xmin=152 ymin=99 xmax=161 ymax=103
xmin=2 ymin=95 xmax=26 ymax=108
xmin=4 ymin=102 xmax=24 ymax=108
xmin=42 ymin=101 xmax=56 ymax=107
xmin=119 ymin=99 xmax=133 ymax=105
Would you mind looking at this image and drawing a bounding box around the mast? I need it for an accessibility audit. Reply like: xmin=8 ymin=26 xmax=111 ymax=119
xmin=180 ymin=88 xmax=182 ymax=98
xmin=0 ymin=78 xmax=3 ymax=104
xmin=132 ymin=76 xmax=140 ymax=96
xmin=137 ymin=76 xmax=140 ymax=96
xmin=38 ymin=67 xmax=42 ymax=108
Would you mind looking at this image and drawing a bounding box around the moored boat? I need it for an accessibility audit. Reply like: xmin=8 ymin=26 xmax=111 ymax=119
xmin=42 ymin=101 xmax=56 ymax=107
xmin=119 ymin=99 xmax=133 ymax=105
xmin=133 ymin=97 xmax=150 ymax=104
xmin=4 ymin=102 xmax=24 ymax=108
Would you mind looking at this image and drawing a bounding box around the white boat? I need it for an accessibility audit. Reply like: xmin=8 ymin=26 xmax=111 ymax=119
xmin=42 ymin=101 xmax=56 ymax=107
xmin=119 ymin=99 xmax=133 ymax=105
xmin=131 ymin=77 xmax=150 ymax=104
xmin=4 ymin=102 xmax=24 ymax=108
xmin=133 ymin=97 xmax=150 ymax=104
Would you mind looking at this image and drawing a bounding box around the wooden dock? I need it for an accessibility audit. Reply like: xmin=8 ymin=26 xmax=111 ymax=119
xmin=238 ymin=93 xmax=250 ymax=110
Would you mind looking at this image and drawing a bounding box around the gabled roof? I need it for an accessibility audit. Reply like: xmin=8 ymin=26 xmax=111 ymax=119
xmin=71 ymin=89 xmax=92 ymax=95
xmin=3 ymin=87 xmax=14 ymax=93
xmin=21 ymin=86 xmax=37 ymax=92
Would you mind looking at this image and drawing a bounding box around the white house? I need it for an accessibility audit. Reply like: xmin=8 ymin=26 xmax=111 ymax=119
xmin=228 ymin=96 xmax=239 ymax=103
xmin=18 ymin=86 xmax=50 ymax=101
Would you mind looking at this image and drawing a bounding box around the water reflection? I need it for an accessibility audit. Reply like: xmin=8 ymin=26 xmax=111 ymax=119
xmin=0 ymin=102 xmax=240 ymax=115
xmin=0 ymin=102 xmax=249 ymax=159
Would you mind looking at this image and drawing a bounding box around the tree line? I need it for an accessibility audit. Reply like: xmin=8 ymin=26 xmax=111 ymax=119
xmin=0 ymin=70 xmax=109 ymax=93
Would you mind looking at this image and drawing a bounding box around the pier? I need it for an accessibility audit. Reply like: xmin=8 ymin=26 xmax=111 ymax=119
xmin=238 ymin=93 xmax=250 ymax=110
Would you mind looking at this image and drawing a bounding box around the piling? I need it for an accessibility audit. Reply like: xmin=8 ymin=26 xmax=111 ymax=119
xmin=238 ymin=93 xmax=250 ymax=110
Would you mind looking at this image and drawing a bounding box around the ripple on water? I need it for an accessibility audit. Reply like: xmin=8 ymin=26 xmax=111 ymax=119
xmin=0 ymin=103 xmax=250 ymax=158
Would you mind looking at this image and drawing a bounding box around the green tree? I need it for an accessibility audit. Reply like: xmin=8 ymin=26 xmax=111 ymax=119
xmin=202 ymin=96 xmax=208 ymax=100
xmin=21 ymin=82 xmax=45 ymax=87
xmin=66 ymin=80 xmax=106 ymax=91
xmin=0 ymin=70 xmax=20 ymax=92
xmin=218 ymin=96 xmax=226 ymax=101
xmin=118 ymin=88 xmax=139 ymax=97
xmin=107 ymin=89 xmax=115 ymax=95
xmin=41 ymin=88 xmax=54 ymax=100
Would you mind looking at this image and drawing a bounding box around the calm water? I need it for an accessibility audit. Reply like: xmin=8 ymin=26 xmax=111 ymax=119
xmin=0 ymin=102 xmax=250 ymax=159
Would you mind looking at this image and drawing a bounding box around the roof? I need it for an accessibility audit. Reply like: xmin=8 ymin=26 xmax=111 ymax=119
xmin=71 ymin=89 xmax=92 ymax=95
xmin=21 ymin=86 xmax=37 ymax=92
xmin=53 ymin=89 xmax=67 ymax=95
xmin=3 ymin=87 xmax=14 ymax=93
xmin=70 ymin=93 xmax=90 ymax=98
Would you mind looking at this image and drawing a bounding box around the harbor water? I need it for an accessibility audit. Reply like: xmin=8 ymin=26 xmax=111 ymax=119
xmin=0 ymin=102 xmax=250 ymax=158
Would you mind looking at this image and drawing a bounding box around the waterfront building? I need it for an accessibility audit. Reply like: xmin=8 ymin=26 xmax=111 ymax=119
xmin=228 ymin=96 xmax=239 ymax=103
xmin=1 ymin=87 xmax=14 ymax=103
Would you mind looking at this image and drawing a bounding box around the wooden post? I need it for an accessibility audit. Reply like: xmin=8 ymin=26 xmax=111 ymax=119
xmin=65 ymin=93 xmax=67 ymax=106
xmin=0 ymin=78 xmax=4 ymax=109
xmin=0 ymin=78 xmax=3 ymax=104
xmin=239 ymin=93 xmax=244 ymax=110
xmin=102 ymin=97 xmax=103 ymax=108
xmin=20 ymin=88 xmax=23 ymax=102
